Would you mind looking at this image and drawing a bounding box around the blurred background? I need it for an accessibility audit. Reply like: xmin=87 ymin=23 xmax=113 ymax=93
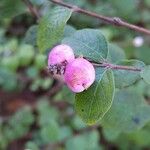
xmin=0 ymin=0 xmax=150 ymax=150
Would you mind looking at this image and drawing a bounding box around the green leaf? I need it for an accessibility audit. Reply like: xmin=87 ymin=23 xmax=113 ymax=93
xmin=17 ymin=44 xmax=35 ymax=66
xmin=0 ymin=68 xmax=18 ymax=91
xmin=62 ymin=29 xmax=108 ymax=62
xmin=0 ymin=0 xmax=26 ymax=19
xmin=9 ymin=106 xmax=34 ymax=127
xmin=1 ymin=56 xmax=19 ymax=71
xmin=75 ymin=68 xmax=115 ymax=125
xmin=107 ymin=43 xmax=126 ymax=63
xmin=36 ymin=100 xmax=59 ymax=126
xmin=103 ymin=128 xmax=121 ymax=141
xmin=114 ymin=59 xmax=145 ymax=88
xmin=26 ymin=66 xmax=39 ymax=79
xmin=37 ymin=6 xmax=72 ymax=52
xmin=34 ymin=54 xmax=46 ymax=69
xmin=101 ymin=89 xmax=150 ymax=132
xmin=24 ymin=25 xmax=38 ymax=46
xmin=25 ymin=141 xmax=39 ymax=150
xmin=127 ymin=128 xmax=150 ymax=147
xmin=135 ymin=46 xmax=150 ymax=64
xmin=65 ymin=131 xmax=100 ymax=150
xmin=64 ymin=25 xmax=76 ymax=37
xmin=72 ymin=116 xmax=87 ymax=130
xmin=59 ymin=126 xmax=72 ymax=141
xmin=5 ymin=106 xmax=34 ymax=141
xmin=40 ymin=120 xmax=60 ymax=143
xmin=140 ymin=65 xmax=150 ymax=84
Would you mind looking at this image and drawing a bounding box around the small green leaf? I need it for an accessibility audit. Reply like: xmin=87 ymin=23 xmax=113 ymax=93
xmin=37 ymin=6 xmax=72 ymax=52
xmin=65 ymin=131 xmax=100 ymax=150
xmin=40 ymin=120 xmax=60 ymax=143
xmin=72 ymin=116 xmax=87 ymax=130
xmin=140 ymin=65 xmax=150 ymax=84
xmin=59 ymin=126 xmax=72 ymax=141
xmin=34 ymin=54 xmax=46 ymax=69
xmin=36 ymin=100 xmax=59 ymax=126
xmin=127 ymin=128 xmax=150 ymax=147
xmin=9 ymin=106 xmax=34 ymax=126
xmin=0 ymin=68 xmax=18 ymax=91
xmin=101 ymin=89 xmax=150 ymax=132
xmin=62 ymin=29 xmax=108 ymax=62
xmin=102 ymin=128 xmax=121 ymax=141
xmin=17 ymin=44 xmax=35 ymax=66
xmin=75 ymin=68 xmax=115 ymax=125
xmin=114 ymin=59 xmax=145 ymax=88
xmin=26 ymin=66 xmax=39 ymax=79
xmin=1 ymin=56 xmax=19 ymax=71
xmin=25 ymin=141 xmax=39 ymax=150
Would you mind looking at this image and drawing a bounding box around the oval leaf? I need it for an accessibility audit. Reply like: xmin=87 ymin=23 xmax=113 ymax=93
xmin=62 ymin=29 xmax=108 ymax=62
xmin=37 ymin=6 xmax=72 ymax=52
xmin=101 ymin=89 xmax=150 ymax=132
xmin=75 ymin=68 xmax=115 ymax=125
xmin=114 ymin=59 xmax=145 ymax=88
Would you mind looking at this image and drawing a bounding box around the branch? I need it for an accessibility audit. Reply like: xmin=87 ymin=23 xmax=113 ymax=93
xmin=22 ymin=0 xmax=40 ymax=19
xmin=22 ymin=0 xmax=143 ymax=72
xmin=93 ymin=62 xmax=141 ymax=72
xmin=46 ymin=81 xmax=63 ymax=97
xmin=50 ymin=0 xmax=150 ymax=35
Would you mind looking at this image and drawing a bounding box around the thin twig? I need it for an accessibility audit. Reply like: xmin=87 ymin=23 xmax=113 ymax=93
xmin=50 ymin=0 xmax=150 ymax=35
xmin=22 ymin=0 xmax=40 ymax=19
xmin=92 ymin=62 xmax=141 ymax=71
xmin=46 ymin=81 xmax=63 ymax=97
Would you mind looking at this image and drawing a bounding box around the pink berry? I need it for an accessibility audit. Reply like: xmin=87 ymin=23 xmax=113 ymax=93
xmin=64 ymin=58 xmax=95 ymax=93
xmin=48 ymin=44 xmax=75 ymax=66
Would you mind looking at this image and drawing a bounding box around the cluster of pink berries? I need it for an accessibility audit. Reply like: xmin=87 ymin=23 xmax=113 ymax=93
xmin=48 ymin=44 xmax=95 ymax=93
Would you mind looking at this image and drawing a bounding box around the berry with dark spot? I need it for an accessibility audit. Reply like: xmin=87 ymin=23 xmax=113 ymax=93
xmin=64 ymin=58 xmax=95 ymax=93
xmin=48 ymin=44 xmax=75 ymax=75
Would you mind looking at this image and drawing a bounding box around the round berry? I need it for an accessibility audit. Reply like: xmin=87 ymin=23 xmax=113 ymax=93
xmin=64 ymin=58 xmax=95 ymax=93
xmin=48 ymin=44 xmax=75 ymax=66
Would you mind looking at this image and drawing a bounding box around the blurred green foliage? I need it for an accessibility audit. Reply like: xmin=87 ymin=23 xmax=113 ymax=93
xmin=0 ymin=0 xmax=150 ymax=150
